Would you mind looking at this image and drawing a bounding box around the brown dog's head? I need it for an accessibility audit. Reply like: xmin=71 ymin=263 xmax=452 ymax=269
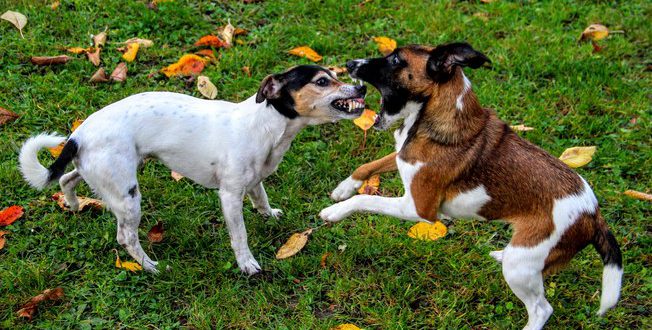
xmin=346 ymin=43 xmax=489 ymax=129
xmin=256 ymin=65 xmax=366 ymax=124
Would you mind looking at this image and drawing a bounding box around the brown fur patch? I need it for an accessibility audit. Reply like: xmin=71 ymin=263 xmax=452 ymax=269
xmin=351 ymin=152 xmax=397 ymax=181
xmin=543 ymin=212 xmax=596 ymax=275
xmin=291 ymin=72 xmax=343 ymax=117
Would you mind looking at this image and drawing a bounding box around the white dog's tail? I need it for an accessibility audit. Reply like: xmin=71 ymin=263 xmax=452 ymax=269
xmin=19 ymin=133 xmax=78 ymax=190
xmin=592 ymin=217 xmax=623 ymax=316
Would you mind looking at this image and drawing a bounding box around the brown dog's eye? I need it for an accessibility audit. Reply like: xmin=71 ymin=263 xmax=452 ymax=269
xmin=315 ymin=77 xmax=329 ymax=87
xmin=390 ymin=54 xmax=401 ymax=65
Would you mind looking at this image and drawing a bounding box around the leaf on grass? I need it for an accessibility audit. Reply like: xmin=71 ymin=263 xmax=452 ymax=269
xmin=510 ymin=124 xmax=534 ymax=132
xmin=276 ymin=228 xmax=313 ymax=259
xmin=31 ymin=55 xmax=72 ymax=66
xmin=327 ymin=66 xmax=347 ymax=75
xmin=122 ymin=38 xmax=154 ymax=48
xmin=242 ymin=66 xmax=251 ymax=77
xmin=358 ymin=174 xmax=380 ymax=195
xmin=93 ymin=29 xmax=107 ymax=48
xmin=87 ymin=47 xmax=101 ymax=66
xmin=218 ymin=22 xmax=235 ymax=47
xmin=197 ymin=75 xmax=218 ymax=99
xmin=66 ymin=47 xmax=92 ymax=55
xmin=0 ymin=230 xmax=7 ymax=250
xmin=171 ymin=171 xmax=184 ymax=181
xmin=407 ymin=221 xmax=448 ymax=241
xmin=234 ymin=27 xmax=248 ymax=36
xmin=110 ymin=62 xmax=127 ymax=82
xmin=353 ymin=109 xmax=376 ymax=131
xmin=623 ymin=190 xmax=652 ymax=202
xmin=89 ymin=68 xmax=109 ymax=83
xmin=115 ymin=255 xmax=143 ymax=272
xmin=0 ymin=205 xmax=24 ymax=226
xmin=288 ymin=46 xmax=323 ymax=62
xmin=558 ymin=146 xmax=596 ymax=168
xmin=121 ymin=42 xmax=139 ymax=62
xmin=147 ymin=221 xmax=164 ymax=243
xmin=373 ymin=36 xmax=397 ymax=56
xmin=0 ymin=106 xmax=20 ymax=125
xmin=48 ymin=120 xmax=83 ymax=157
xmin=71 ymin=119 xmax=84 ymax=131
xmin=16 ymin=287 xmax=64 ymax=320
xmin=195 ymin=49 xmax=216 ymax=60
xmin=50 ymin=1 xmax=60 ymax=10
xmin=194 ymin=35 xmax=227 ymax=48
xmin=52 ymin=192 xmax=104 ymax=212
xmin=331 ymin=324 xmax=361 ymax=330
xmin=1 ymin=10 xmax=27 ymax=38
xmin=161 ymin=54 xmax=206 ymax=77
xmin=320 ymin=252 xmax=331 ymax=268
xmin=580 ymin=24 xmax=609 ymax=42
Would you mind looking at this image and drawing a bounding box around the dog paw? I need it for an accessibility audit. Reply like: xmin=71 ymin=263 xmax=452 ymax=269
xmin=260 ymin=208 xmax=283 ymax=219
xmin=63 ymin=199 xmax=80 ymax=212
xmin=319 ymin=202 xmax=352 ymax=222
xmin=489 ymin=250 xmax=504 ymax=263
xmin=330 ymin=176 xmax=362 ymax=201
xmin=142 ymin=260 xmax=160 ymax=274
xmin=237 ymin=256 xmax=262 ymax=275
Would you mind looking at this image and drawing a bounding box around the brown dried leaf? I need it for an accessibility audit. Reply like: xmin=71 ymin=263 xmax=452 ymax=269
xmin=0 ymin=230 xmax=7 ymax=250
xmin=623 ymin=190 xmax=652 ymax=202
xmin=276 ymin=228 xmax=313 ymax=259
xmin=0 ymin=106 xmax=20 ymax=125
xmin=87 ymin=47 xmax=101 ymax=66
xmin=580 ymin=24 xmax=609 ymax=42
xmin=242 ymin=66 xmax=251 ymax=77
xmin=197 ymin=75 xmax=218 ymax=99
xmin=147 ymin=221 xmax=164 ymax=243
xmin=1 ymin=10 xmax=27 ymax=38
xmin=218 ymin=22 xmax=235 ymax=47
xmin=353 ymin=109 xmax=376 ymax=131
xmin=320 ymin=252 xmax=332 ymax=268
xmin=52 ymin=192 xmax=104 ymax=212
xmin=110 ymin=62 xmax=128 ymax=82
xmin=327 ymin=66 xmax=347 ymax=75
xmin=16 ymin=287 xmax=65 ymax=320
xmin=89 ymin=68 xmax=109 ymax=83
xmin=50 ymin=1 xmax=60 ymax=10
xmin=93 ymin=29 xmax=107 ymax=48
xmin=31 ymin=55 xmax=72 ymax=66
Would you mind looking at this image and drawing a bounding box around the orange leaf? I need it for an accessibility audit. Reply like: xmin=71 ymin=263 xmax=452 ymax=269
xmin=373 ymin=36 xmax=397 ymax=56
xmin=0 ymin=230 xmax=7 ymax=250
xmin=358 ymin=174 xmax=380 ymax=195
xmin=194 ymin=35 xmax=226 ymax=48
xmin=121 ymin=42 xmax=139 ymax=62
xmin=242 ymin=66 xmax=251 ymax=77
xmin=161 ymin=54 xmax=206 ymax=77
xmin=0 ymin=205 xmax=24 ymax=226
xmin=288 ymin=46 xmax=323 ymax=62
xmin=16 ymin=287 xmax=65 ymax=320
xmin=0 ymin=106 xmax=20 ymax=125
xmin=194 ymin=49 xmax=216 ymax=62
xmin=624 ymin=190 xmax=652 ymax=202
xmin=320 ymin=252 xmax=332 ymax=268
xmin=147 ymin=221 xmax=164 ymax=243
xmin=48 ymin=143 xmax=64 ymax=157
xmin=353 ymin=109 xmax=376 ymax=130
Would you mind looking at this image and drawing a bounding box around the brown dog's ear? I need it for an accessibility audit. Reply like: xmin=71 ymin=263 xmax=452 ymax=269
xmin=427 ymin=42 xmax=490 ymax=82
xmin=256 ymin=74 xmax=284 ymax=103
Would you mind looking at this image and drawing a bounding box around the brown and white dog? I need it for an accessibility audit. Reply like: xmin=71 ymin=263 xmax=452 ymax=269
xmin=319 ymin=43 xmax=622 ymax=329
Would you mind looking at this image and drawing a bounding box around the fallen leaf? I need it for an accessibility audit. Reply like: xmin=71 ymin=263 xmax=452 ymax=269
xmin=147 ymin=221 xmax=164 ymax=243
xmin=1 ymin=10 xmax=27 ymax=38
xmin=31 ymin=55 xmax=72 ymax=66
xmin=353 ymin=109 xmax=376 ymax=131
xmin=320 ymin=252 xmax=332 ymax=268
xmin=242 ymin=66 xmax=251 ymax=77
xmin=358 ymin=174 xmax=380 ymax=195
xmin=331 ymin=324 xmax=361 ymax=330
xmin=580 ymin=24 xmax=609 ymax=42
xmin=510 ymin=124 xmax=534 ymax=132
xmin=0 ymin=205 xmax=24 ymax=226
xmin=89 ymin=68 xmax=109 ymax=83
xmin=288 ymin=46 xmax=323 ymax=62
xmin=473 ymin=12 xmax=490 ymax=22
xmin=48 ymin=120 xmax=83 ymax=157
xmin=194 ymin=35 xmax=227 ymax=48
xmin=218 ymin=22 xmax=235 ymax=47
xmin=66 ymin=47 xmax=91 ymax=55
xmin=407 ymin=221 xmax=448 ymax=241
xmin=71 ymin=119 xmax=84 ymax=131
xmin=161 ymin=54 xmax=206 ymax=77
xmin=115 ymin=255 xmax=143 ymax=272
xmin=373 ymin=36 xmax=397 ymax=56
xmin=121 ymin=42 xmax=139 ymax=62
xmin=623 ymin=190 xmax=652 ymax=202
xmin=50 ymin=1 xmax=60 ymax=10
xmin=52 ymin=192 xmax=104 ymax=211
xmin=558 ymin=146 xmax=596 ymax=168
xmin=234 ymin=27 xmax=248 ymax=36
xmin=93 ymin=29 xmax=107 ymax=48
xmin=122 ymin=38 xmax=154 ymax=48
xmin=328 ymin=66 xmax=347 ymax=75
xmin=16 ymin=287 xmax=64 ymax=320
xmin=110 ymin=62 xmax=128 ymax=82
xmin=480 ymin=0 xmax=497 ymax=3
xmin=197 ymin=75 xmax=218 ymax=99
xmin=87 ymin=47 xmax=101 ymax=66
xmin=0 ymin=106 xmax=20 ymax=125
xmin=591 ymin=40 xmax=604 ymax=53
xmin=171 ymin=171 xmax=184 ymax=181
xmin=0 ymin=230 xmax=7 ymax=250
xmin=276 ymin=228 xmax=313 ymax=259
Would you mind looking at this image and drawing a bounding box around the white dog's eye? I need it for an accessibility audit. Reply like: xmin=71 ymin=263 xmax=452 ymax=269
xmin=315 ymin=77 xmax=329 ymax=87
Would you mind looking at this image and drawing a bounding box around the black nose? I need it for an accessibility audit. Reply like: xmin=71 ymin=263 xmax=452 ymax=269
xmin=346 ymin=60 xmax=359 ymax=72
xmin=356 ymin=84 xmax=367 ymax=96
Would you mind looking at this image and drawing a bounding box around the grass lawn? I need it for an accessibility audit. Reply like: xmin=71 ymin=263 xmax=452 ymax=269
xmin=1 ymin=0 xmax=650 ymax=328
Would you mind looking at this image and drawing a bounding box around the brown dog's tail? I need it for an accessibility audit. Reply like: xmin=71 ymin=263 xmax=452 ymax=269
xmin=592 ymin=214 xmax=623 ymax=316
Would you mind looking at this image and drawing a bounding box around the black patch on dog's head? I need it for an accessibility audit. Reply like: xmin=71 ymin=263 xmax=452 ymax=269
xmin=426 ymin=42 xmax=490 ymax=83
xmin=256 ymin=65 xmax=332 ymax=118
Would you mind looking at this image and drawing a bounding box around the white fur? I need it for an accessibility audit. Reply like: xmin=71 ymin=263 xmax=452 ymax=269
xmin=440 ymin=185 xmax=491 ymax=220
xmin=598 ymin=264 xmax=623 ymax=316
xmin=456 ymin=73 xmax=471 ymax=111
xmin=19 ymin=133 xmax=66 ymax=189
xmin=330 ymin=175 xmax=363 ymax=201
xmin=393 ymin=101 xmax=421 ymax=151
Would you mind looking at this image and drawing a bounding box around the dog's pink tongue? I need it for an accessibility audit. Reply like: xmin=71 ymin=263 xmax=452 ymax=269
xmin=355 ymin=98 xmax=365 ymax=107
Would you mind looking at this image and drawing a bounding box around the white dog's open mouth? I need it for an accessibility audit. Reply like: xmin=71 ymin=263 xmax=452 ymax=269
xmin=331 ymin=97 xmax=365 ymax=114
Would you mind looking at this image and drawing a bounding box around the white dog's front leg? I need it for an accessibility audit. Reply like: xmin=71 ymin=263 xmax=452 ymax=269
xmin=330 ymin=176 xmax=363 ymax=201
xmin=219 ymin=189 xmax=261 ymax=275
xmin=247 ymin=182 xmax=282 ymax=219
xmin=320 ymin=195 xmax=423 ymax=223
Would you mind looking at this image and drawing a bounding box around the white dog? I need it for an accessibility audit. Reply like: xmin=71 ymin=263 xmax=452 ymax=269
xmin=19 ymin=65 xmax=366 ymax=274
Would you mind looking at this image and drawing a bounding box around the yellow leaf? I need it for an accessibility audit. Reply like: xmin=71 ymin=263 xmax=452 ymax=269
xmin=66 ymin=47 xmax=90 ymax=55
xmin=623 ymin=190 xmax=652 ymax=202
xmin=71 ymin=119 xmax=84 ymax=131
xmin=558 ymin=146 xmax=596 ymax=168
xmin=353 ymin=109 xmax=376 ymax=131
xmin=1 ymin=10 xmax=27 ymax=38
xmin=218 ymin=21 xmax=235 ymax=47
xmin=197 ymin=75 xmax=218 ymax=99
xmin=276 ymin=228 xmax=313 ymax=259
xmin=358 ymin=174 xmax=380 ymax=195
xmin=115 ymin=255 xmax=142 ymax=272
xmin=510 ymin=124 xmax=534 ymax=132
xmin=161 ymin=54 xmax=207 ymax=77
xmin=288 ymin=46 xmax=323 ymax=62
xmin=328 ymin=66 xmax=347 ymax=75
xmin=407 ymin=221 xmax=448 ymax=241
xmin=48 ymin=121 xmax=83 ymax=157
xmin=373 ymin=36 xmax=397 ymax=56
xmin=171 ymin=171 xmax=184 ymax=181
xmin=331 ymin=324 xmax=362 ymax=330
xmin=122 ymin=38 xmax=154 ymax=48
xmin=580 ymin=24 xmax=609 ymax=41
xmin=122 ymin=42 xmax=139 ymax=62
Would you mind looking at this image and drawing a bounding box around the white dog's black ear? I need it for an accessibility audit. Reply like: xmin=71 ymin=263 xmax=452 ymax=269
xmin=256 ymin=74 xmax=284 ymax=103
xmin=427 ymin=42 xmax=490 ymax=82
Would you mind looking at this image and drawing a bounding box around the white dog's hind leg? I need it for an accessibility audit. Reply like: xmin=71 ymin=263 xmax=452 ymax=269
xmin=247 ymin=182 xmax=282 ymax=219
xmin=59 ymin=169 xmax=83 ymax=211
xmin=219 ymin=188 xmax=261 ymax=275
